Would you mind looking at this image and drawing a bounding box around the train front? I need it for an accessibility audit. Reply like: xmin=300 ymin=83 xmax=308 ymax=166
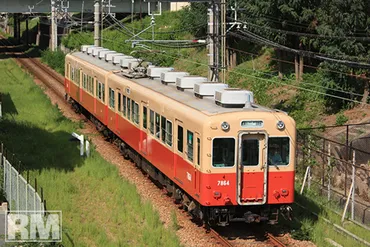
xmin=201 ymin=110 xmax=296 ymax=226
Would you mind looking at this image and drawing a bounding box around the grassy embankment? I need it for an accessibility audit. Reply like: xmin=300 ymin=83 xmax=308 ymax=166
xmin=277 ymin=183 xmax=370 ymax=247
xmin=0 ymin=58 xmax=181 ymax=246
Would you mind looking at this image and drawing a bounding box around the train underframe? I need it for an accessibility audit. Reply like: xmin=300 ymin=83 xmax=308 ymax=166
xmin=69 ymin=98 xmax=293 ymax=227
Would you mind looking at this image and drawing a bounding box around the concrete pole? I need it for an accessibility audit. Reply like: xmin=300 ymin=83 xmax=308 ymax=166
xmin=25 ymin=17 xmax=29 ymax=47
xmin=207 ymin=8 xmax=214 ymax=81
xmin=51 ymin=0 xmax=57 ymax=51
xmin=13 ymin=14 xmax=18 ymax=41
xmin=4 ymin=14 xmax=8 ymax=33
xmin=94 ymin=0 xmax=101 ymax=46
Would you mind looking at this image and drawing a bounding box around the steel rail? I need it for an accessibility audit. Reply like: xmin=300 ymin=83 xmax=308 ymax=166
xmin=209 ymin=229 xmax=234 ymax=247
xmin=267 ymin=233 xmax=287 ymax=247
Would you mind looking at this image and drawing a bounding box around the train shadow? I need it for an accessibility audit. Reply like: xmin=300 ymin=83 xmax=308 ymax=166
xmin=0 ymin=118 xmax=85 ymax=172
xmin=0 ymin=89 xmax=84 ymax=173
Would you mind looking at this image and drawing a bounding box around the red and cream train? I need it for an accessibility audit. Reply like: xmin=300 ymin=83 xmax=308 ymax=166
xmin=64 ymin=46 xmax=295 ymax=226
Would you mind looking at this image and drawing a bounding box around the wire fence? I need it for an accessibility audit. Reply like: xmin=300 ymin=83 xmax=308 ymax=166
xmin=0 ymin=142 xmax=45 ymax=214
xmin=297 ymin=123 xmax=370 ymax=226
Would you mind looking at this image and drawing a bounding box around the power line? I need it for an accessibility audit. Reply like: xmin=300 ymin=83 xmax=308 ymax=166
xmin=236 ymin=18 xmax=370 ymax=41
xmin=229 ymin=30 xmax=370 ymax=69
xmin=152 ymin=51 xmax=369 ymax=106
xmin=227 ymin=46 xmax=370 ymax=81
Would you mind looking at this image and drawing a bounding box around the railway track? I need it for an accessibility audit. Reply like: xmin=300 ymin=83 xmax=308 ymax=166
xmin=210 ymin=229 xmax=234 ymax=247
xmin=267 ymin=232 xmax=287 ymax=247
xmin=0 ymin=36 xmax=291 ymax=247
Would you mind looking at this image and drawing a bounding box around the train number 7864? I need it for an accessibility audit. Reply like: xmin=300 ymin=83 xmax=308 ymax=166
xmin=217 ymin=180 xmax=230 ymax=186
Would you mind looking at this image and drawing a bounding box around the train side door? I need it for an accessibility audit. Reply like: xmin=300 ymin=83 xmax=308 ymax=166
xmin=140 ymin=102 xmax=149 ymax=155
xmin=237 ymin=132 xmax=268 ymax=205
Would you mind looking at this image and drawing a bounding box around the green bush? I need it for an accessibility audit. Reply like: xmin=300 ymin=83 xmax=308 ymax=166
xmin=291 ymin=218 xmax=314 ymax=241
xmin=40 ymin=49 xmax=65 ymax=75
xmin=335 ymin=112 xmax=348 ymax=125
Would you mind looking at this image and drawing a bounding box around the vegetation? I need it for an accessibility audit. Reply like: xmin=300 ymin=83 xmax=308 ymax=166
xmin=285 ymin=186 xmax=370 ymax=247
xmin=40 ymin=49 xmax=66 ymax=75
xmin=0 ymin=58 xmax=180 ymax=246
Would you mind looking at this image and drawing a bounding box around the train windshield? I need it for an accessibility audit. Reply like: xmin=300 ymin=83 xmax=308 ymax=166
xmin=212 ymin=138 xmax=235 ymax=167
xmin=268 ymin=137 xmax=290 ymax=166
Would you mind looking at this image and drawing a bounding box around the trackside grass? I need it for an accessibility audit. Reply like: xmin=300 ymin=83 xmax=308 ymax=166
xmin=278 ymin=184 xmax=369 ymax=247
xmin=0 ymin=58 xmax=181 ymax=246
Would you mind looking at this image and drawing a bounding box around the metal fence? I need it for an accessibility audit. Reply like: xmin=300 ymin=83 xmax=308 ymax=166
xmin=0 ymin=143 xmax=45 ymax=214
xmin=297 ymin=123 xmax=370 ymax=226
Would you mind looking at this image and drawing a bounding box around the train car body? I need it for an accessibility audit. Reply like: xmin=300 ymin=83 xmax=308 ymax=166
xmin=65 ymin=49 xmax=295 ymax=226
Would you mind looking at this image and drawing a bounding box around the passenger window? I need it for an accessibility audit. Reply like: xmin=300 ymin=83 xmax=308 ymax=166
xmin=143 ymin=106 xmax=147 ymax=129
xmin=127 ymin=98 xmax=131 ymax=120
xmin=131 ymin=100 xmax=135 ymax=122
xmin=212 ymin=138 xmax=235 ymax=167
xmin=166 ymin=120 xmax=172 ymax=146
xmin=83 ymin=74 xmax=87 ymax=89
xmin=155 ymin=113 xmax=160 ymax=139
xmin=187 ymin=131 xmax=194 ymax=162
xmin=97 ymin=81 xmax=103 ymax=100
xmin=150 ymin=110 xmax=154 ymax=134
xmin=123 ymin=96 xmax=127 ymax=116
xmin=102 ymin=83 xmax=105 ymax=102
xmin=88 ymin=76 xmax=93 ymax=93
xmin=177 ymin=126 xmax=183 ymax=153
xmin=161 ymin=116 xmax=166 ymax=143
xmin=268 ymin=137 xmax=290 ymax=166
xmin=134 ymin=102 xmax=139 ymax=124
xmin=109 ymin=88 xmax=115 ymax=108
xmin=118 ymin=92 xmax=121 ymax=112
xmin=197 ymin=138 xmax=200 ymax=166
xmin=241 ymin=139 xmax=259 ymax=166
xmin=71 ymin=67 xmax=75 ymax=81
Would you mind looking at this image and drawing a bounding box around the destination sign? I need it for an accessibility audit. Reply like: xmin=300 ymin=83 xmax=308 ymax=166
xmin=240 ymin=120 xmax=264 ymax=128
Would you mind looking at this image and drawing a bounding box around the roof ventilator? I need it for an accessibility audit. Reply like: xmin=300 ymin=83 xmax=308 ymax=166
xmin=215 ymin=89 xmax=254 ymax=108
xmin=147 ymin=67 xmax=174 ymax=79
xmin=160 ymin=72 xmax=189 ymax=85
xmin=105 ymin=52 xmax=121 ymax=62
xmin=176 ymin=76 xmax=207 ymax=91
xmin=193 ymin=83 xmax=228 ymax=98
xmin=87 ymin=46 xmax=99 ymax=55
xmin=81 ymin=45 xmax=95 ymax=53
xmin=112 ymin=55 xmax=130 ymax=65
xmin=92 ymin=48 xmax=108 ymax=57
xmin=98 ymin=50 xmax=115 ymax=59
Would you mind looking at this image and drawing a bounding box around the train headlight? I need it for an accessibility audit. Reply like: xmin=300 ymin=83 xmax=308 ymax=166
xmin=276 ymin=120 xmax=285 ymax=130
xmin=221 ymin=121 xmax=230 ymax=131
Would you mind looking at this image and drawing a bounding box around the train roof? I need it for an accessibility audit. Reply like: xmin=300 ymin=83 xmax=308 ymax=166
xmin=70 ymin=51 xmax=279 ymax=116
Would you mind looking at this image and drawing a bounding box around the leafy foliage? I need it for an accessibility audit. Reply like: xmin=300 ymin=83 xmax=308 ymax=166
xmin=40 ymin=49 xmax=65 ymax=75
xmin=335 ymin=112 xmax=349 ymax=125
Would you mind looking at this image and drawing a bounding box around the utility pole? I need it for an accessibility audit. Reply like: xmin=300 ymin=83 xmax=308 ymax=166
xmin=94 ymin=0 xmax=101 ymax=46
xmin=208 ymin=0 xmax=221 ymax=82
xmin=81 ymin=1 xmax=84 ymax=33
xmin=220 ymin=0 xmax=226 ymax=82
xmin=51 ymin=0 xmax=57 ymax=51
